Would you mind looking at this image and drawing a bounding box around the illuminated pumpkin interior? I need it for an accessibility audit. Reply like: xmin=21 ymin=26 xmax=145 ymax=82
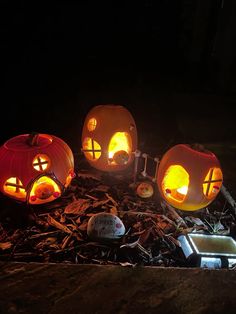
xmin=33 ymin=154 xmax=50 ymax=171
xmin=3 ymin=177 xmax=26 ymax=199
xmin=83 ymin=137 xmax=101 ymax=161
xmin=29 ymin=176 xmax=61 ymax=204
xmin=87 ymin=118 xmax=97 ymax=131
xmin=162 ymin=165 xmax=189 ymax=202
xmin=203 ymin=167 xmax=223 ymax=199
xmin=108 ymin=132 xmax=131 ymax=165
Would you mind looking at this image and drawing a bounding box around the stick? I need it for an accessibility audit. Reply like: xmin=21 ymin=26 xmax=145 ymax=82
xmin=133 ymin=150 xmax=141 ymax=184
xmin=161 ymin=201 xmax=187 ymax=228
xmin=221 ymin=184 xmax=236 ymax=215
xmin=153 ymin=157 xmax=160 ymax=182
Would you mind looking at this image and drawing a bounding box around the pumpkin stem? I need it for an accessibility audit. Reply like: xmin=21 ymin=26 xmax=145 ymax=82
xmin=190 ymin=143 xmax=206 ymax=153
xmin=26 ymin=132 xmax=40 ymax=146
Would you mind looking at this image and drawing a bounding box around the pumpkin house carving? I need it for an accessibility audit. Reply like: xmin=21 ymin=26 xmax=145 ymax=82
xmin=157 ymin=144 xmax=223 ymax=211
xmin=81 ymin=104 xmax=137 ymax=172
xmin=0 ymin=133 xmax=75 ymax=205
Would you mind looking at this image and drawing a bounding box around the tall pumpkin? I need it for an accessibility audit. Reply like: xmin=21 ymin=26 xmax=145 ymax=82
xmin=0 ymin=133 xmax=75 ymax=205
xmin=157 ymin=144 xmax=223 ymax=211
xmin=81 ymin=104 xmax=137 ymax=172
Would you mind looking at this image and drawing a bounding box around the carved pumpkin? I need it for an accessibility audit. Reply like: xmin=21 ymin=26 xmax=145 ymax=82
xmin=157 ymin=144 xmax=223 ymax=211
xmin=0 ymin=133 xmax=75 ymax=205
xmin=81 ymin=104 xmax=137 ymax=172
xmin=136 ymin=181 xmax=154 ymax=198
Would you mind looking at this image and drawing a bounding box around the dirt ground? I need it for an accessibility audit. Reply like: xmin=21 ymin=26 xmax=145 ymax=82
xmin=1 ymin=261 xmax=236 ymax=314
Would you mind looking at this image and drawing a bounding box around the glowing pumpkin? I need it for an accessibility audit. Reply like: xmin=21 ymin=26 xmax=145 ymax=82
xmin=0 ymin=133 xmax=75 ymax=205
xmin=157 ymin=144 xmax=223 ymax=211
xmin=81 ymin=104 xmax=137 ymax=172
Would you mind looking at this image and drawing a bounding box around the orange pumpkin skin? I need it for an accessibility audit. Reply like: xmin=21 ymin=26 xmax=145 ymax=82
xmin=81 ymin=105 xmax=137 ymax=172
xmin=0 ymin=133 xmax=74 ymax=204
xmin=157 ymin=144 xmax=223 ymax=211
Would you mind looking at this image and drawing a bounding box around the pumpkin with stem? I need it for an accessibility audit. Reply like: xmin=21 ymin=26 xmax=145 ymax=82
xmin=0 ymin=132 xmax=75 ymax=205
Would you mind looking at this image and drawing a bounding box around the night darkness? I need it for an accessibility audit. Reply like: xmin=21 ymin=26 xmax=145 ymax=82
xmin=1 ymin=1 xmax=236 ymax=155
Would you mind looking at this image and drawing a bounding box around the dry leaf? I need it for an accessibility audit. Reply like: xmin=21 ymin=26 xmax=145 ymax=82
xmin=66 ymin=224 xmax=78 ymax=232
xmin=64 ymin=199 xmax=90 ymax=214
xmin=120 ymin=238 xmax=140 ymax=249
xmin=166 ymin=235 xmax=181 ymax=247
xmin=47 ymin=215 xmax=72 ymax=234
xmin=0 ymin=242 xmax=12 ymax=250
xmin=92 ymin=199 xmax=110 ymax=208
xmin=109 ymin=206 xmax=118 ymax=216
xmin=78 ymin=221 xmax=88 ymax=231
xmin=85 ymin=194 xmax=98 ymax=200
xmin=35 ymin=237 xmax=57 ymax=250
xmin=139 ymin=228 xmax=153 ymax=245
xmin=29 ymin=231 xmax=60 ymax=239
xmin=105 ymin=193 xmax=118 ymax=207
xmin=92 ymin=185 xmax=110 ymax=192
xmin=60 ymin=214 xmax=66 ymax=223
xmin=61 ymin=234 xmax=73 ymax=250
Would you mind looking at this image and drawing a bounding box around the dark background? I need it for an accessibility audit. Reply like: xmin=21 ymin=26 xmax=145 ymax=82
xmin=1 ymin=0 xmax=236 ymax=155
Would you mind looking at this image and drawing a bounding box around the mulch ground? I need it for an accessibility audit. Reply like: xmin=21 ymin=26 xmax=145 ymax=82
xmin=0 ymin=154 xmax=236 ymax=269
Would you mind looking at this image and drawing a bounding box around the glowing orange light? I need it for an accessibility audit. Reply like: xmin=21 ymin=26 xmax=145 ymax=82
xmin=82 ymin=137 xmax=101 ymax=161
xmin=203 ymin=168 xmax=223 ymax=199
xmin=87 ymin=118 xmax=97 ymax=131
xmin=162 ymin=165 xmax=189 ymax=203
xmin=108 ymin=132 xmax=131 ymax=164
xmin=3 ymin=177 xmax=26 ymax=199
xmin=29 ymin=176 xmax=61 ymax=204
xmin=33 ymin=154 xmax=50 ymax=171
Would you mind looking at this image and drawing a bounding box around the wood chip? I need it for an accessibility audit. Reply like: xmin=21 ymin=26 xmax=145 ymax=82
xmin=64 ymin=199 xmax=90 ymax=214
xmin=47 ymin=215 xmax=72 ymax=234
